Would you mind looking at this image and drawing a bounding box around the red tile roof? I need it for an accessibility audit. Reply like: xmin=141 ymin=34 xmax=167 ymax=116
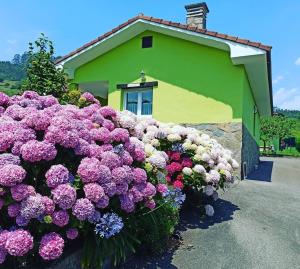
xmin=55 ymin=14 xmax=272 ymax=64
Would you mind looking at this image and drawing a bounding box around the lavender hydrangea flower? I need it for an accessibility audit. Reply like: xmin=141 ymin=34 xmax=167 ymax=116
xmin=0 ymin=153 xmax=20 ymax=168
xmin=77 ymin=157 xmax=102 ymax=183
xmin=94 ymin=213 xmax=124 ymax=239
xmin=100 ymin=151 xmax=121 ymax=170
xmin=7 ymin=203 xmax=21 ymax=218
xmin=10 ymin=184 xmax=36 ymax=202
xmin=21 ymin=140 xmax=57 ymax=162
xmin=83 ymin=183 xmax=105 ymax=202
xmin=95 ymin=195 xmax=109 ymax=209
xmin=20 ymin=194 xmax=45 ymax=220
xmin=45 ymin=164 xmax=69 ymax=188
xmin=52 ymin=210 xmax=69 ymax=227
xmin=52 ymin=184 xmax=76 ymax=210
xmin=72 ymin=198 xmax=95 ymax=221
xmin=66 ymin=228 xmax=79 ymax=240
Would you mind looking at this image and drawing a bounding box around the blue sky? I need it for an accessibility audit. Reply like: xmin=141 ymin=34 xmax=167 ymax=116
xmin=1 ymin=0 xmax=300 ymax=110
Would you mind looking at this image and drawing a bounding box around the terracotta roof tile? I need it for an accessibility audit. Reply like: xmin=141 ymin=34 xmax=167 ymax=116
xmin=56 ymin=15 xmax=272 ymax=64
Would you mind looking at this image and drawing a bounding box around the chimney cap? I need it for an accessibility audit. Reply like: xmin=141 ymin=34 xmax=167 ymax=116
xmin=185 ymin=2 xmax=209 ymax=13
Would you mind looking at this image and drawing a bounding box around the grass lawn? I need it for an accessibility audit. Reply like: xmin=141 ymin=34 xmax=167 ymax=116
xmin=0 ymin=80 xmax=21 ymax=96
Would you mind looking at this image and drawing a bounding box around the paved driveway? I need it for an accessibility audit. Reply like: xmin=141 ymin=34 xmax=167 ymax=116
xmin=120 ymin=157 xmax=300 ymax=269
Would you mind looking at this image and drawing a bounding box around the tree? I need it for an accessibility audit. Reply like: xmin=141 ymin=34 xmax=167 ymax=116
xmin=260 ymin=115 xmax=297 ymax=152
xmin=11 ymin=54 xmax=21 ymax=65
xmin=274 ymin=115 xmax=296 ymax=150
xmin=22 ymin=33 xmax=67 ymax=97
xmin=260 ymin=117 xmax=277 ymax=151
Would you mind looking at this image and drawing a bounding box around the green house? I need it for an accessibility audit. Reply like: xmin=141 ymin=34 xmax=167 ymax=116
xmin=56 ymin=3 xmax=273 ymax=177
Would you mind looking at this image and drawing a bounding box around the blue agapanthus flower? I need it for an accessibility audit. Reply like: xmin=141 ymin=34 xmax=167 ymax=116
xmin=113 ymin=144 xmax=125 ymax=156
xmin=94 ymin=212 xmax=124 ymax=239
xmin=171 ymin=143 xmax=185 ymax=153
xmin=163 ymin=188 xmax=186 ymax=208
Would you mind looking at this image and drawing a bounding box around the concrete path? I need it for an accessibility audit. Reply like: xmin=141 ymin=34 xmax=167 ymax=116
xmin=120 ymin=157 xmax=300 ymax=269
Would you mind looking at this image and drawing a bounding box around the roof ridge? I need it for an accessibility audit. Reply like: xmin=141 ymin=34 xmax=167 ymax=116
xmin=55 ymin=14 xmax=272 ymax=64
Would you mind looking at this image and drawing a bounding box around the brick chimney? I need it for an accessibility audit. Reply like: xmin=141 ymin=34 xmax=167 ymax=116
xmin=185 ymin=2 xmax=209 ymax=29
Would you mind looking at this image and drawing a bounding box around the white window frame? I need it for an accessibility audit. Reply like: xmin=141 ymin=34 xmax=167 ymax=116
xmin=123 ymin=88 xmax=153 ymax=117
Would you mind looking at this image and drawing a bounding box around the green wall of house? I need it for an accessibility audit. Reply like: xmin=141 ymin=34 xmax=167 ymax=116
xmin=72 ymin=30 xmax=259 ymax=140
xmin=242 ymin=72 xmax=260 ymax=143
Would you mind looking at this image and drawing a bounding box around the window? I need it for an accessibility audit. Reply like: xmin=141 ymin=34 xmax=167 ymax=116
xmin=142 ymin=36 xmax=153 ymax=48
xmin=124 ymin=89 xmax=153 ymax=116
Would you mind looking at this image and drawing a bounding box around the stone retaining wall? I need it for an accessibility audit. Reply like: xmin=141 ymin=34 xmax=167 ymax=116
xmin=183 ymin=122 xmax=259 ymax=177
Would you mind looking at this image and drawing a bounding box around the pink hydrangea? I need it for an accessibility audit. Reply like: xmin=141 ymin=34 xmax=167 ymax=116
xmin=83 ymin=183 xmax=105 ymax=202
xmin=10 ymin=184 xmax=36 ymax=202
xmin=99 ymin=106 xmax=116 ymax=118
xmin=100 ymin=151 xmax=121 ymax=170
xmin=45 ymin=164 xmax=69 ymax=188
xmin=66 ymin=228 xmax=79 ymax=240
xmin=111 ymin=128 xmax=129 ymax=143
xmin=39 ymin=232 xmax=64 ymax=261
xmin=133 ymin=168 xmax=147 ymax=184
xmin=166 ymin=162 xmax=182 ymax=175
xmin=52 ymin=210 xmax=69 ymax=227
xmin=42 ymin=196 xmax=55 ymax=215
xmin=0 ymin=164 xmax=26 ymax=187
xmin=0 ymin=92 xmax=10 ymax=106
xmin=156 ymin=184 xmax=168 ymax=194
xmin=5 ymin=229 xmax=34 ymax=256
xmin=21 ymin=140 xmax=57 ymax=162
xmin=72 ymin=198 xmax=95 ymax=221
xmin=52 ymin=184 xmax=77 ymax=210
xmin=144 ymin=199 xmax=156 ymax=209
xmin=77 ymin=157 xmax=102 ymax=183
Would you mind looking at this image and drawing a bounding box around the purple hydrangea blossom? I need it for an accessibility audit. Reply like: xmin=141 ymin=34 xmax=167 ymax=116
xmin=45 ymin=165 xmax=69 ymax=188
xmin=39 ymin=232 xmax=64 ymax=261
xmin=66 ymin=228 xmax=79 ymax=240
xmin=52 ymin=184 xmax=77 ymax=210
xmin=52 ymin=210 xmax=69 ymax=227
xmin=77 ymin=157 xmax=102 ymax=183
xmin=5 ymin=229 xmax=34 ymax=256
xmin=0 ymin=164 xmax=26 ymax=187
xmin=83 ymin=183 xmax=105 ymax=203
xmin=72 ymin=198 xmax=95 ymax=221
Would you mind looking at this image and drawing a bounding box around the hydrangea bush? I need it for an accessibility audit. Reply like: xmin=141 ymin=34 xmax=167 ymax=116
xmin=116 ymin=111 xmax=239 ymax=214
xmin=0 ymin=91 xmax=174 ymax=267
xmin=0 ymin=91 xmax=238 ymax=268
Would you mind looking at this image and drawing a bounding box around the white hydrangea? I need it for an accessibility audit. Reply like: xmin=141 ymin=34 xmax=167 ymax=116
xmin=201 ymin=153 xmax=211 ymax=162
xmin=209 ymin=170 xmax=220 ymax=183
xmin=231 ymin=159 xmax=239 ymax=169
xmin=144 ymin=144 xmax=155 ymax=156
xmin=150 ymin=139 xmax=160 ymax=147
xmin=117 ymin=111 xmax=137 ymax=129
xmin=212 ymin=191 xmax=219 ymax=201
xmin=182 ymin=167 xmax=193 ymax=176
xmin=193 ymin=154 xmax=202 ymax=162
xmin=147 ymin=152 xmax=167 ymax=169
xmin=167 ymin=134 xmax=181 ymax=142
xmin=193 ymin=164 xmax=206 ymax=174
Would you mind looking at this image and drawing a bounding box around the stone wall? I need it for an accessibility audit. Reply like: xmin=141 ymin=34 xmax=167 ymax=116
xmin=241 ymin=124 xmax=260 ymax=178
xmin=183 ymin=122 xmax=259 ymax=178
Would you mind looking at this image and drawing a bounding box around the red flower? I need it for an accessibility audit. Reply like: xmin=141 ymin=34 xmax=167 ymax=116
xmin=176 ymin=174 xmax=184 ymax=181
xmin=171 ymin=152 xmax=181 ymax=161
xmin=166 ymin=162 xmax=182 ymax=175
xmin=182 ymin=157 xmax=193 ymax=168
xmin=173 ymin=180 xmax=184 ymax=189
